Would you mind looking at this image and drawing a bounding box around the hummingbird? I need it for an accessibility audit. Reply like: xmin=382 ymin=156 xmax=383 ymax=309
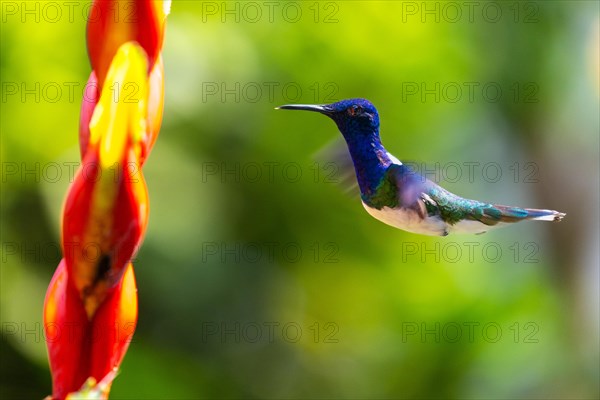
xmin=277 ymin=98 xmax=565 ymax=236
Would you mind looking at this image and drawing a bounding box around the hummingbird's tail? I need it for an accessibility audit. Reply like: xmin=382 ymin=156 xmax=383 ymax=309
xmin=521 ymin=207 xmax=566 ymax=222
xmin=487 ymin=205 xmax=566 ymax=223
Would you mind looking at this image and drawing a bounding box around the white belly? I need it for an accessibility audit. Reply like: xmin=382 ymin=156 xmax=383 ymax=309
xmin=362 ymin=202 xmax=448 ymax=236
xmin=447 ymin=219 xmax=501 ymax=234
xmin=362 ymin=202 xmax=496 ymax=236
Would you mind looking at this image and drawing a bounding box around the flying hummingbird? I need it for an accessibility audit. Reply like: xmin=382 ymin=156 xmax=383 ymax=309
xmin=277 ymin=98 xmax=565 ymax=236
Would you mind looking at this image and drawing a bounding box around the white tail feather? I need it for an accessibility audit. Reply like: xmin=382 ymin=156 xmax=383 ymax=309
xmin=530 ymin=210 xmax=566 ymax=222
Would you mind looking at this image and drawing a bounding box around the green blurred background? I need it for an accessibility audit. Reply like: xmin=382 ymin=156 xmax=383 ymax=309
xmin=1 ymin=1 xmax=599 ymax=398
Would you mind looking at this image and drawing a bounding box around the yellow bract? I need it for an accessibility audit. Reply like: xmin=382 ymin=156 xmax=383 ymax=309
xmin=89 ymin=42 xmax=149 ymax=169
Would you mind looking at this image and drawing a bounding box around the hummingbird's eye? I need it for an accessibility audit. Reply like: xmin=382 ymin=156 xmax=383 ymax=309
xmin=348 ymin=105 xmax=363 ymax=116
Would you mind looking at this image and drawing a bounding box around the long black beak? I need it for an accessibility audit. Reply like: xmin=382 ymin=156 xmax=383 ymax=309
xmin=276 ymin=104 xmax=333 ymax=115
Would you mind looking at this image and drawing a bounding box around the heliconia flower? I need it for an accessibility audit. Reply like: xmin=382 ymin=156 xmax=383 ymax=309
xmin=63 ymin=42 xmax=149 ymax=318
xmin=79 ymin=56 xmax=164 ymax=164
xmin=44 ymin=260 xmax=138 ymax=400
xmin=86 ymin=0 xmax=170 ymax=88
xmin=45 ymin=2 xmax=169 ymax=397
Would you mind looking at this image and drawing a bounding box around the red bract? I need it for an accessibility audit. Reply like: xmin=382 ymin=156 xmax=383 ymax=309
xmin=44 ymin=260 xmax=89 ymax=399
xmin=89 ymin=262 xmax=138 ymax=384
xmin=44 ymin=260 xmax=138 ymax=399
xmin=86 ymin=0 xmax=169 ymax=88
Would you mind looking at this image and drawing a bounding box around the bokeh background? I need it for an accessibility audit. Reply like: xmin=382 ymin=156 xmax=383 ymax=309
xmin=1 ymin=1 xmax=599 ymax=398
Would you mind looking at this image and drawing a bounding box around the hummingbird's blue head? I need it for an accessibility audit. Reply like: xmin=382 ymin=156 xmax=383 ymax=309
xmin=278 ymin=98 xmax=380 ymax=140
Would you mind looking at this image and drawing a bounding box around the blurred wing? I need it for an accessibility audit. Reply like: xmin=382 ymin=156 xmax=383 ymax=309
xmin=385 ymin=164 xmax=435 ymax=219
xmin=313 ymin=137 xmax=359 ymax=196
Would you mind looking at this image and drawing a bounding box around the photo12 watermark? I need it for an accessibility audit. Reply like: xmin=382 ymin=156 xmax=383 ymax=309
xmin=201 ymin=241 xmax=340 ymax=264
xmin=2 ymin=240 xmax=140 ymax=265
xmin=2 ymin=1 xmax=147 ymax=24
xmin=198 ymin=161 xmax=342 ymax=185
xmin=400 ymin=321 xmax=540 ymax=343
xmin=200 ymin=321 xmax=340 ymax=344
xmin=1 ymin=80 xmax=142 ymax=104
xmin=2 ymin=161 xmax=142 ymax=185
xmin=399 ymin=1 xmax=540 ymax=24
xmin=401 ymin=161 xmax=540 ymax=184
xmin=401 ymin=81 xmax=539 ymax=104
xmin=2 ymin=321 xmax=136 ymax=345
xmin=198 ymin=1 xmax=340 ymax=24
xmin=399 ymin=241 xmax=541 ymax=264
xmin=200 ymin=81 xmax=340 ymax=104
